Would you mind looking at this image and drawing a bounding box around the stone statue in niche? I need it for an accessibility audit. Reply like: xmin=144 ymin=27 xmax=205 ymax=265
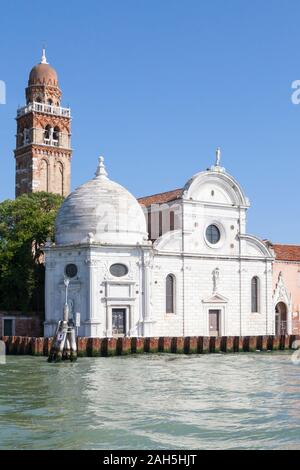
xmin=212 ymin=268 xmax=220 ymax=294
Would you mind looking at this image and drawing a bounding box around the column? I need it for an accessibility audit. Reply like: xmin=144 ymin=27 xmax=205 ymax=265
xmin=85 ymin=256 xmax=101 ymax=336
xmin=142 ymin=251 xmax=155 ymax=336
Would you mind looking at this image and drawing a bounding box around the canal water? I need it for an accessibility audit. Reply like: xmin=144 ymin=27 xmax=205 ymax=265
xmin=0 ymin=353 xmax=299 ymax=450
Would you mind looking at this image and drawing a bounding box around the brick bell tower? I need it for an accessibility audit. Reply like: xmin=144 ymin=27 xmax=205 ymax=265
xmin=14 ymin=49 xmax=72 ymax=197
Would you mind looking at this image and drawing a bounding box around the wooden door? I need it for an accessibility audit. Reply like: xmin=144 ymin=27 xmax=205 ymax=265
xmin=112 ymin=309 xmax=126 ymax=336
xmin=209 ymin=310 xmax=220 ymax=336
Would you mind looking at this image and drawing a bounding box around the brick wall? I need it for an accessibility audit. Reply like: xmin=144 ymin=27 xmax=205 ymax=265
xmin=0 ymin=312 xmax=42 ymax=337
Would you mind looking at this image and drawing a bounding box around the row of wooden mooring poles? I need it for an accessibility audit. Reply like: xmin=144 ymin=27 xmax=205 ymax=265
xmin=1 ymin=335 xmax=299 ymax=357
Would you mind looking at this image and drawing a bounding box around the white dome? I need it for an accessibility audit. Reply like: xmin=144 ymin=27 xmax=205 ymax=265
xmin=55 ymin=157 xmax=148 ymax=246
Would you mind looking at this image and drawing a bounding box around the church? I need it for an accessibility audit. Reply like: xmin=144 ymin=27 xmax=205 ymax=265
xmin=1 ymin=51 xmax=300 ymax=339
xmin=44 ymin=152 xmax=276 ymax=338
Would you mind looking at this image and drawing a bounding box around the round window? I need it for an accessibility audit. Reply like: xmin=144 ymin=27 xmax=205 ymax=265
xmin=206 ymin=224 xmax=221 ymax=245
xmin=110 ymin=263 xmax=128 ymax=277
xmin=65 ymin=263 xmax=78 ymax=278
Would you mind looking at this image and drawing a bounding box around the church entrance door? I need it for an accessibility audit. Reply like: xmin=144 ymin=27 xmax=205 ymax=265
xmin=112 ymin=308 xmax=126 ymax=337
xmin=209 ymin=310 xmax=220 ymax=336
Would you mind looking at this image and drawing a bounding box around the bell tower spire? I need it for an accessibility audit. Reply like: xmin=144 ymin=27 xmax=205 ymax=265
xmin=14 ymin=51 xmax=72 ymax=197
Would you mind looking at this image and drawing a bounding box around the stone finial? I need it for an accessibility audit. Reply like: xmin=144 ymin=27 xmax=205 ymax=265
xmin=215 ymin=147 xmax=221 ymax=166
xmin=95 ymin=156 xmax=108 ymax=178
xmin=41 ymin=47 xmax=48 ymax=64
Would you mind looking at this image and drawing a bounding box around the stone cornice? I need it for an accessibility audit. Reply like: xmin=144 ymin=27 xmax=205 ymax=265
xmin=14 ymin=145 xmax=72 ymax=157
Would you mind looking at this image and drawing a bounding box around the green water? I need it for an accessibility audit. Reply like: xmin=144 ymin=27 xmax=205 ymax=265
xmin=0 ymin=353 xmax=299 ymax=450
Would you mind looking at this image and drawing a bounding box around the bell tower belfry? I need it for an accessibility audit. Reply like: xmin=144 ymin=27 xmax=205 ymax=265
xmin=14 ymin=49 xmax=72 ymax=197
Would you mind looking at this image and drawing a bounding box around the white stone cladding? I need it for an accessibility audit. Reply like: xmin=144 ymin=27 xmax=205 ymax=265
xmin=44 ymin=158 xmax=275 ymax=338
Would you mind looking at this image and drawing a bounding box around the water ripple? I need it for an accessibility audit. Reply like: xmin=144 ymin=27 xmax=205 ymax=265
xmin=0 ymin=353 xmax=299 ymax=449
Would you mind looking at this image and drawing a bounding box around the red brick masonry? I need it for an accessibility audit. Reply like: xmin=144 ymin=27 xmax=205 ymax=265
xmin=0 ymin=313 xmax=43 ymax=337
xmin=0 ymin=335 xmax=299 ymax=356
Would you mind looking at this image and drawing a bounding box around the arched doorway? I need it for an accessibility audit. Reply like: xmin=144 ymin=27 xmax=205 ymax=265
xmin=275 ymin=302 xmax=287 ymax=335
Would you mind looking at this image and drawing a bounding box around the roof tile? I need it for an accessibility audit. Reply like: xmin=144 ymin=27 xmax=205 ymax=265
xmin=138 ymin=188 xmax=183 ymax=207
xmin=272 ymin=244 xmax=300 ymax=262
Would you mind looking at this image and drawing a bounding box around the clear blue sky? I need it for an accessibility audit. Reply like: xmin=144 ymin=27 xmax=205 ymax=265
xmin=0 ymin=0 xmax=299 ymax=243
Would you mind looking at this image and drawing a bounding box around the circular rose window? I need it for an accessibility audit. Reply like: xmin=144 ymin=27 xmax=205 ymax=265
xmin=65 ymin=263 xmax=78 ymax=278
xmin=110 ymin=263 xmax=128 ymax=277
xmin=206 ymin=224 xmax=221 ymax=245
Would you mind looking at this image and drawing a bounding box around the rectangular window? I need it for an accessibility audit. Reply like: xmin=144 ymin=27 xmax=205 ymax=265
xmin=170 ymin=211 xmax=175 ymax=231
xmin=159 ymin=211 xmax=163 ymax=237
xmin=3 ymin=319 xmax=13 ymax=336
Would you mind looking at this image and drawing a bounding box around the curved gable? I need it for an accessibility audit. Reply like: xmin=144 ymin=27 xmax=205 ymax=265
xmin=183 ymin=169 xmax=250 ymax=207
xmin=153 ymin=230 xmax=182 ymax=252
xmin=240 ymin=234 xmax=274 ymax=258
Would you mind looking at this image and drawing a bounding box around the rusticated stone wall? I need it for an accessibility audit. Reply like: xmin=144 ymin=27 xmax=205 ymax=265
xmin=0 ymin=335 xmax=299 ymax=357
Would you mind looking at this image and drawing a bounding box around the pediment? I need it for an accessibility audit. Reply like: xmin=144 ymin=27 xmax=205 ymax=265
xmin=202 ymin=293 xmax=228 ymax=303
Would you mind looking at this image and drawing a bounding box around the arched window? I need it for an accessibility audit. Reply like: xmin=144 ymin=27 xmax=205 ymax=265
xmin=166 ymin=274 xmax=175 ymax=314
xmin=53 ymin=126 xmax=60 ymax=146
xmin=251 ymin=276 xmax=259 ymax=313
xmin=47 ymin=99 xmax=53 ymax=105
xmin=44 ymin=125 xmax=51 ymax=144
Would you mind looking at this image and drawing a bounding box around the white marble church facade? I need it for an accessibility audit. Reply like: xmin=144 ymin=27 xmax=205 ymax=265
xmin=44 ymin=152 xmax=275 ymax=338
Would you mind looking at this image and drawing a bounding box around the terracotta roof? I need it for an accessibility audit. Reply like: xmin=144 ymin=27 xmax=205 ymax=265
xmin=29 ymin=63 xmax=58 ymax=87
xmin=272 ymin=244 xmax=300 ymax=262
xmin=138 ymin=188 xmax=183 ymax=207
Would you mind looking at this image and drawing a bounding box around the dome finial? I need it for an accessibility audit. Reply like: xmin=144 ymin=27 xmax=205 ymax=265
xmin=95 ymin=156 xmax=108 ymax=178
xmin=41 ymin=47 xmax=48 ymax=64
